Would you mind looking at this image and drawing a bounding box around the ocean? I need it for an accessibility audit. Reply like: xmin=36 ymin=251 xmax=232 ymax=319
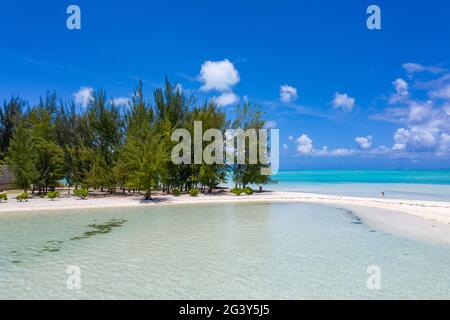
xmin=268 ymin=170 xmax=450 ymax=201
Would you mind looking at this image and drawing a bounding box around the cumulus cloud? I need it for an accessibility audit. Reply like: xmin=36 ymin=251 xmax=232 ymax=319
xmin=294 ymin=134 xmax=356 ymax=157
xmin=199 ymin=59 xmax=240 ymax=92
xmin=370 ymin=64 xmax=450 ymax=158
xmin=280 ymin=85 xmax=298 ymax=103
xmin=389 ymin=78 xmax=409 ymax=104
xmin=214 ymin=92 xmax=239 ymax=107
xmin=355 ymin=136 xmax=373 ymax=149
xmin=332 ymin=92 xmax=355 ymax=112
xmin=384 ymin=104 xmax=449 ymax=156
xmin=296 ymin=134 xmax=314 ymax=155
xmin=73 ymin=87 xmax=94 ymax=107
xmin=392 ymin=127 xmax=439 ymax=152
xmin=283 ymin=143 xmax=289 ymax=152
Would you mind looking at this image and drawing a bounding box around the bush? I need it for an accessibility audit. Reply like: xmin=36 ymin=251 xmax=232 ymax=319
xmin=16 ymin=192 xmax=28 ymax=202
xmin=172 ymin=189 xmax=181 ymax=196
xmin=189 ymin=188 xmax=200 ymax=197
xmin=73 ymin=188 xmax=89 ymax=200
xmin=231 ymin=188 xmax=242 ymax=196
xmin=0 ymin=193 xmax=8 ymax=202
xmin=47 ymin=190 xmax=60 ymax=201
xmin=231 ymin=187 xmax=253 ymax=196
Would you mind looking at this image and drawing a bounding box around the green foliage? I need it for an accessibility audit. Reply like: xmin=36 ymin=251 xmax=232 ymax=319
xmin=0 ymin=96 xmax=24 ymax=160
xmin=230 ymin=103 xmax=273 ymax=189
xmin=16 ymin=192 xmax=28 ymax=202
xmin=28 ymin=107 xmax=65 ymax=193
xmin=0 ymin=193 xmax=8 ymax=202
xmin=172 ymin=189 xmax=181 ymax=196
xmin=231 ymin=187 xmax=253 ymax=196
xmin=189 ymin=188 xmax=200 ymax=197
xmin=231 ymin=188 xmax=243 ymax=196
xmin=86 ymin=90 xmax=123 ymax=193
xmin=73 ymin=188 xmax=89 ymax=200
xmin=3 ymin=79 xmax=274 ymax=199
xmin=47 ymin=190 xmax=60 ymax=201
xmin=121 ymin=82 xmax=169 ymax=200
xmin=5 ymin=123 xmax=37 ymax=192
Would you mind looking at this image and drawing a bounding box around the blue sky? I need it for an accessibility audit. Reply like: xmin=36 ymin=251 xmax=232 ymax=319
xmin=1 ymin=0 xmax=450 ymax=169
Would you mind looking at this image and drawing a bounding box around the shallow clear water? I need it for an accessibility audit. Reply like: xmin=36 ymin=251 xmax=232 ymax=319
xmin=267 ymin=170 xmax=450 ymax=201
xmin=1 ymin=203 xmax=450 ymax=299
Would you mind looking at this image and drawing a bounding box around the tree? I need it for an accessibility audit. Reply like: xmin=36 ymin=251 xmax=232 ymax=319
xmin=1 ymin=79 xmax=274 ymax=196
xmin=0 ymin=96 xmax=25 ymax=159
xmin=153 ymin=79 xmax=193 ymax=192
xmin=28 ymin=107 xmax=65 ymax=193
xmin=86 ymin=90 xmax=123 ymax=191
xmin=121 ymin=82 xmax=168 ymax=199
xmin=230 ymin=102 xmax=273 ymax=188
xmin=190 ymin=101 xmax=227 ymax=192
xmin=5 ymin=123 xmax=37 ymax=192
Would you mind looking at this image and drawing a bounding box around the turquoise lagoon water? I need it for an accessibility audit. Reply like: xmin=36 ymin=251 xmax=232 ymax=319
xmin=1 ymin=202 xmax=450 ymax=299
xmin=268 ymin=170 xmax=450 ymax=201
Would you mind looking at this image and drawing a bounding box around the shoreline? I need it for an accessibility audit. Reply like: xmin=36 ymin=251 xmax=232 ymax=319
xmin=1 ymin=190 xmax=450 ymax=244
xmin=1 ymin=190 xmax=449 ymax=222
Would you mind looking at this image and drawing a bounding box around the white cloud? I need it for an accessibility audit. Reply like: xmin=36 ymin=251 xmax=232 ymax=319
xmin=332 ymin=92 xmax=355 ymax=112
xmin=214 ymin=92 xmax=239 ymax=107
xmin=407 ymin=100 xmax=433 ymax=123
xmin=295 ymin=134 xmax=314 ymax=155
xmin=382 ymin=103 xmax=449 ymax=155
xmin=355 ymin=135 xmax=373 ymax=149
xmin=371 ymin=66 xmax=450 ymax=158
xmin=112 ymin=97 xmax=130 ymax=106
xmin=389 ymin=78 xmax=409 ymax=104
xmin=283 ymin=144 xmax=289 ymax=152
xmin=280 ymin=85 xmax=298 ymax=103
xmin=175 ymin=83 xmax=183 ymax=93
xmin=430 ymin=84 xmax=450 ymax=100
xmin=288 ymin=135 xmax=294 ymax=141
xmin=403 ymin=63 xmax=443 ymax=74
xmin=437 ymin=133 xmax=450 ymax=156
xmin=199 ymin=59 xmax=240 ymax=92
xmin=264 ymin=120 xmax=277 ymax=129
xmin=73 ymin=87 xmax=94 ymax=107
xmin=392 ymin=127 xmax=439 ymax=152
xmin=294 ymin=134 xmax=356 ymax=157
xmin=328 ymin=148 xmax=357 ymax=157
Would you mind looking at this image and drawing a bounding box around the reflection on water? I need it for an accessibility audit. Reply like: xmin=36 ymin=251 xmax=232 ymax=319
xmin=70 ymin=218 xmax=127 ymax=241
xmin=4 ymin=219 xmax=127 ymax=265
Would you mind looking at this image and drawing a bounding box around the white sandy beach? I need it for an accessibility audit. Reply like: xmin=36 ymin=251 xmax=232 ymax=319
xmin=1 ymin=190 xmax=450 ymax=244
xmin=1 ymin=191 xmax=449 ymax=222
